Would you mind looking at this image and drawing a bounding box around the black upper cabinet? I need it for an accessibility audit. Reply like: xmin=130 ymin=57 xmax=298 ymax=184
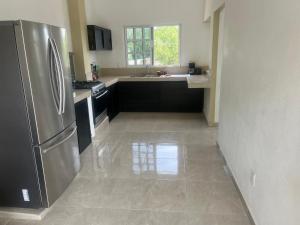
xmin=87 ymin=25 xmax=112 ymax=51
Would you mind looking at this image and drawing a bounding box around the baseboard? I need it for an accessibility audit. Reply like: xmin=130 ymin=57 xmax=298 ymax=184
xmin=209 ymin=122 xmax=218 ymax=127
xmin=203 ymin=112 xmax=218 ymax=127
xmin=216 ymin=142 xmax=256 ymax=225
xmin=0 ymin=207 xmax=50 ymax=221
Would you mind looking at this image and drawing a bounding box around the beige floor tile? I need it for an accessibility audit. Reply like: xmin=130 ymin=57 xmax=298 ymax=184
xmin=119 ymin=143 xmax=186 ymax=161
xmin=186 ymin=181 xmax=214 ymax=212
xmin=150 ymin=211 xmax=188 ymax=225
xmin=154 ymin=113 xmax=206 ymax=129
xmin=184 ymin=144 xmax=223 ymax=162
xmin=187 ymin=213 xmax=216 ymax=225
xmin=121 ymin=132 xmax=157 ymax=144
xmin=187 ymin=213 xmax=251 ymax=225
xmin=211 ymin=181 xmax=241 ymax=200
xmin=185 ymin=161 xmax=214 ymax=182
xmin=54 ymin=177 xmax=105 ymax=208
xmin=211 ymin=163 xmax=232 ymax=183
xmin=214 ymin=214 xmax=252 ymax=225
xmin=125 ymin=119 xmax=157 ymax=132
xmin=100 ymin=179 xmax=154 ymax=210
xmin=183 ymin=129 xmax=217 ymax=145
xmin=207 ymin=196 xmax=246 ymax=216
xmin=150 ymin=132 xmax=185 ymax=144
xmin=0 ymin=218 xmax=9 ymax=225
xmin=3 ymin=113 xmax=251 ymax=225
xmin=38 ymin=207 xmax=91 ymax=225
xmin=5 ymin=220 xmax=38 ymax=225
xmin=147 ymin=180 xmax=187 ymax=211
xmin=42 ymin=207 xmax=152 ymax=225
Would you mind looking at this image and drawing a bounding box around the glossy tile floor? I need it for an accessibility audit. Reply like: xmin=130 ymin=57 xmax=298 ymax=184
xmin=3 ymin=113 xmax=251 ymax=225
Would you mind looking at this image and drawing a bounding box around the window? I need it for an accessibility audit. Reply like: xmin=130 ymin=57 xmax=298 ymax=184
xmin=125 ymin=25 xmax=180 ymax=66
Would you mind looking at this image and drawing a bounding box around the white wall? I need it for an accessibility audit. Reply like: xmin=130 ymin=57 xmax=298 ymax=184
xmin=0 ymin=0 xmax=72 ymax=50
xmin=218 ymin=1 xmax=300 ymax=225
xmin=85 ymin=0 xmax=210 ymax=68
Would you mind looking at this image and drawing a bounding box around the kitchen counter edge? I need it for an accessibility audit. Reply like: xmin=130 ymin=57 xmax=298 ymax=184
xmin=73 ymin=90 xmax=91 ymax=104
xmin=99 ymin=75 xmax=212 ymax=89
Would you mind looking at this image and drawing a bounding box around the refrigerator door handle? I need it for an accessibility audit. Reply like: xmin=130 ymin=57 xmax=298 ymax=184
xmin=49 ymin=38 xmax=63 ymax=115
xmin=52 ymin=39 xmax=66 ymax=114
xmin=42 ymin=126 xmax=77 ymax=154
xmin=49 ymin=41 xmax=60 ymax=113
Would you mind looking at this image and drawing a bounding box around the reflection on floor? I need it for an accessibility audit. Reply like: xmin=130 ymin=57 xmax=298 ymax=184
xmin=3 ymin=113 xmax=251 ymax=225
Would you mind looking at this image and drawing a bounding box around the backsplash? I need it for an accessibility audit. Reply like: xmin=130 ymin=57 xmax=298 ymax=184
xmin=99 ymin=66 xmax=208 ymax=77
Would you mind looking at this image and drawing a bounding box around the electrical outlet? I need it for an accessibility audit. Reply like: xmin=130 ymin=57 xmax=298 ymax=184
xmin=22 ymin=189 xmax=30 ymax=202
xmin=250 ymin=171 xmax=256 ymax=187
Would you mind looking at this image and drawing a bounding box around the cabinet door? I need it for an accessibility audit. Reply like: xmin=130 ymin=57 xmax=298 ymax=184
xmin=186 ymin=88 xmax=204 ymax=112
xmin=87 ymin=26 xmax=104 ymax=50
xmin=75 ymin=99 xmax=92 ymax=154
xmin=118 ymin=82 xmax=161 ymax=112
xmin=161 ymin=82 xmax=204 ymax=112
xmin=103 ymin=29 xmax=112 ymax=50
xmin=160 ymin=81 xmax=187 ymax=112
xmin=107 ymin=84 xmax=119 ymax=121
xmin=95 ymin=28 xmax=104 ymax=50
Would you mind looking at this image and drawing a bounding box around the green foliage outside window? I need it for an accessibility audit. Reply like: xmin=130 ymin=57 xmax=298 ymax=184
xmin=154 ymin=26 xmax=179 ymax=66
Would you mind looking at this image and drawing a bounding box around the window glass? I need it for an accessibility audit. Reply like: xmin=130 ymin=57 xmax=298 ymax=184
xmin=127 ymin=28 xmax=134 ymax=40
xmin=127 ymin=41 xmax=134 ymax=53
xmin=154 ymin=26 xmax=180 ymax=66
xmin=135 ymin=40 xmax=143 ymax=53
xmin=144 ymin=40 xmax=152 ymax=52
xmin=135 ymin=28 xmax=143 ymax=40
xmin=125 ymin=25 xmax=179 ymax=66
xmin=144 ymin=27 xmax=151 ymax=39
xmin=128 ymin=53 xmax=135 ymax=65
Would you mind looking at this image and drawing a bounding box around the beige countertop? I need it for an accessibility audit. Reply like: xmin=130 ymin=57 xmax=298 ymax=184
xmin=99 ymin=74 xmax=211 ymax=89
xmin=186 ymin=75 xmax=212 ymax=88
xmin=73 ymin=90 xmax=91 ymax=104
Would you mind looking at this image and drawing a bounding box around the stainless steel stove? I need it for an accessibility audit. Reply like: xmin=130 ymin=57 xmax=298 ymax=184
xmin=73 ymin=81 xmax=108 ymax=127
xmin=73 ymin=81 xmax=105 ymax=94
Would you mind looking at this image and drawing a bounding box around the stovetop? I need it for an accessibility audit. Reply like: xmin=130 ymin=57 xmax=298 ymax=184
xmin=73 ymin=80 xmax=102 ymax=89
xmin=73 ymin=80 xmax=106 ymax=94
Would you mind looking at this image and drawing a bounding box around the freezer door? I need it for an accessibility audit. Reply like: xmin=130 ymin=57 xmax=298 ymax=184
xmin=16 ymin=21 xmax=64 ymax=145
xmin=51 ymin=26 xmax=76 ymax=129
xmin=39 ymin=123 xmax=80 ymax=207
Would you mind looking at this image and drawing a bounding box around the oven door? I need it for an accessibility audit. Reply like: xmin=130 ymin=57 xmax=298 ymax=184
xmin=92 ymin=89 xmax=109 ymax=126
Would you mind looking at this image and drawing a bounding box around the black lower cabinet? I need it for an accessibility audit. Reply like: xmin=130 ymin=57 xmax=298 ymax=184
xmin=116 ymin=81 xmax=204 ymax=113
xmin=161 ymin=82 xmax=204 ymax=112
xmin=75 ymin=99 xmax=92 ymax=154
xmin=118 ymin=82 xmax=161 ymax=112
xmin=107 ymin=83 xmax=119 ymax=121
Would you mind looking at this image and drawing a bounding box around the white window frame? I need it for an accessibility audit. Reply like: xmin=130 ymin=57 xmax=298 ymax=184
xmin=125 ymin=26 xmax=154 ymax=67
xmin=125 ymin=25 xmax=181 ymax=67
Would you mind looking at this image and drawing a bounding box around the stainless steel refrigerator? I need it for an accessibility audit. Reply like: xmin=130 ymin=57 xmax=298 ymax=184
xmin=0 ymin=20 xmax=80 ymax=209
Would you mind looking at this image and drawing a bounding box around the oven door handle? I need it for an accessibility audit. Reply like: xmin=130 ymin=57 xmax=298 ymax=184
xmin=94 ymin=90 xmax=108 ymax=99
